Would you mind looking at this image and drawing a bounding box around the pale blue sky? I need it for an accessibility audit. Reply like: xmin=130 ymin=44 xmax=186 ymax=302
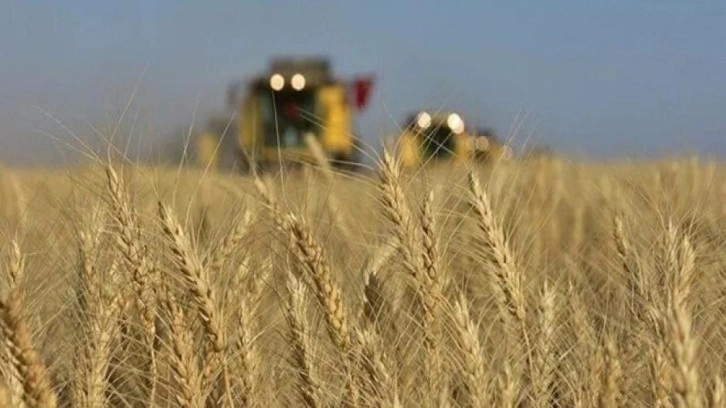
xmin=1 ymin=1 xmax=725 ymax=165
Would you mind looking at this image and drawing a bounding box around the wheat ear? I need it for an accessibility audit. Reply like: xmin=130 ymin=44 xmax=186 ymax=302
xmin=2 ymin=241 xmax=25 ymax=407
xmin=157 ymin=202 xmax=233 ymax=407
xmin=104 ymin=165 xmax=158 ymax=402
xmin=357 ymin=327 xmax=400 ymax=407
xmin=663 ymin=224 xmax=700 ymax=408
xmin=452 ymin=295 xmax=489 ymax=407
xmin=230 ymin=258 xmax=264 ymax=406
xmin=0 ymin=243 xmax=56 ymax=408
xmin=377 ymin=149 xmax=423 ymax=278
xmin=158 ymin=201 xmax=225 ymax=353
xmin=206 ymin=209 xmax=252 ymax=275
xmin=598 ymin=335 xmax=623 ymax=408
xmin=532 ymin=282 xmax=556 ymax=408
xmin=419 ymin=191 xmax=444 ymax=397
xmin=467 ymin=172 xmax=533 ymax=381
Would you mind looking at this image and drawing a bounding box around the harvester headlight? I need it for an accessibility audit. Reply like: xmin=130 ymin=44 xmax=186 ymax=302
xmin=291 ymin=73 xmax=306 ymax=91
xmin=270 ymin=73 xmax=285 ymax=91
xmin=447 ymin=113 xmax=465 ymax=134
xmin=416 ymin=112 xmax=432 ymax=129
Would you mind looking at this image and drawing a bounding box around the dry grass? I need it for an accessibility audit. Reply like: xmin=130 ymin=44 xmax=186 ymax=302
xmin=0 ymin=153 xmax=724 ymax=407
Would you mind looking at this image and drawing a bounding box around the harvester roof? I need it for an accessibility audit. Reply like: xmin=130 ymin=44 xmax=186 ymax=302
xmin=267 ymin=57 xmax=332 ymax=87
xmin=407 ymin=111 xmax=467 ymax=135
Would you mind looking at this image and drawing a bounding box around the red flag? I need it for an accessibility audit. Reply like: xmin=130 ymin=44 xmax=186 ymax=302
xmin=353 ymin=75 xmax=374 ymax=110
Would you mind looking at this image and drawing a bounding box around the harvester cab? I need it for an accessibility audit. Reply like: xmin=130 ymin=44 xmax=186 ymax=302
xmin=229 ymin=57 xmax=374 ymax=171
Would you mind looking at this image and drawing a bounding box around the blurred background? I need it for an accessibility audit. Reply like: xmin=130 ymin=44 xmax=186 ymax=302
xmin=1 ymin=0 xmax=724 ymax=167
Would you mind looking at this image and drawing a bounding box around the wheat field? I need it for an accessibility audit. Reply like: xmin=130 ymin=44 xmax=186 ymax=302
xmin=0 ymin=153 xmax=724 ymax=407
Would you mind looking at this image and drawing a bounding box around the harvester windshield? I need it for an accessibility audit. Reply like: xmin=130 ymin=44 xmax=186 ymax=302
xmin=410 ymin=112 xmax=465 ymax=159
xmin=421 ymin=126 xmax=456 ymax=158
xmin=258 ymin=88 xmax=318 ymax=148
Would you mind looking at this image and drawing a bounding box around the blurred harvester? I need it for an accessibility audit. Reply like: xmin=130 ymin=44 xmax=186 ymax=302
xmin=396 ymin=111 xmax=512 ymax=169
xmin=197 ymin=57 xmax=374 ymax=172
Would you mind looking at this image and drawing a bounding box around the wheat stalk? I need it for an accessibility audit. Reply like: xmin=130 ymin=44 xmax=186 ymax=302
xmin=497 ymin=361 xmax=519 ymax=408
xmin=304 ymin=133 xmax=353 ymax=239
xmin=1 ymin=241 xmax=25 ymax=408
xmin=418 ymin=191 xmax=445 ymax=398
xmin=6 ymin=241 xmax=23 ymax=291
xmin=253 ymin=175 xmax=288 ymax=232
xmin=0 ymin=297 xmax=57 ymax=408
xmin=532 ymin=282 xmax=556 ymax=408
xmin=650 ymin=343 xmax=672 ymax=408
xmin=378 ymin=149 xmax=423 ymax=279
xmin=206 ymin=209 xmax=252 ymax=275
xmin=283 ymin=214 xmax=350 ymax=351
xmin=157 ymin=201 xmax=233 ymax=406
xmin=664 ymin=225 xmax=701 ymax=408
xmin=613 ymin=213 xmax=648 ymax=318
xmin=668 ymin=304 xmax=700 ymax=408
xmin=357 ymin=327 xmax=399 ymax=407
xmin=104 ymin=165 xmax=158 ymax=403
xmin=284 ymin=272 xmax=323 ymax=408
xmin=360 ymin=236 xmax=398 ymax=344
xmin=158 ymin=201 xmax=225 ymax=353
xmin=467 ymin=172 xmax=526 ymax=323
xmin=467 ymin=172 xmax=533 ymax=386
xmin=230 ymin=258 xmax=264 ymax=406
xmin=72 ymin=249 xmax=122 ymax=408
xmin=255 ymin=171 xmax=358 ymax=404
xmin=283 ymin=213 xmax=360 ymax=406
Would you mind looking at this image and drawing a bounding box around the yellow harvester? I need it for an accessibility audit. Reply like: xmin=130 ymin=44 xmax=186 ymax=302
xmin=396 ymin=111 xmax=512 ymax=169
xmin=201 ymin=57 xmax=373 ymax=172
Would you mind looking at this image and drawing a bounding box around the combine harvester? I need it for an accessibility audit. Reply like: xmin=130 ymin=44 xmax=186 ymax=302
xmin=395 ymin=111 xmax=512 ymax=169
xmin=197 ymin=57 xmax=374 ymax=173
